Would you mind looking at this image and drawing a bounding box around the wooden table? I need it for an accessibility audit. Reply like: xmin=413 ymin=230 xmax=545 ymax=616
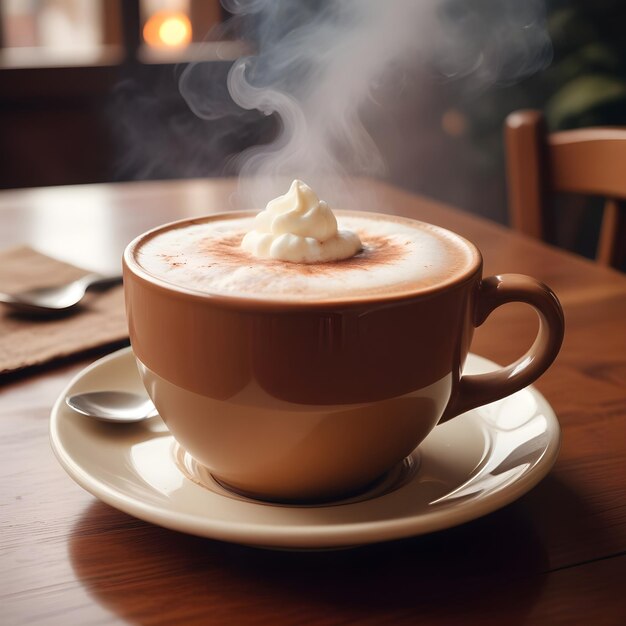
xmin=2 ymin=179 xmax=625 ymax=625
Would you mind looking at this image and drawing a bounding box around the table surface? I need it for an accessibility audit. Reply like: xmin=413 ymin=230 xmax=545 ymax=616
xmin=1 ymin=178 xmax=625 ymax=626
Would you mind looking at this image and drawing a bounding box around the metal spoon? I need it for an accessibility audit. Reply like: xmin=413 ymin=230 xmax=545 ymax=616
xmin=66 ymin=391 xmax=159 ymax=423
xmin=0 ymin=273 xmax=122 ymax=315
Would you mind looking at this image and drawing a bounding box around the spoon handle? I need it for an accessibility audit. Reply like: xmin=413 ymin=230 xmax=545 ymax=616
xmin=83 ymin=274 xmax=123 ymax=290
xmin=0 ymin=291 xmax=17 ymax=304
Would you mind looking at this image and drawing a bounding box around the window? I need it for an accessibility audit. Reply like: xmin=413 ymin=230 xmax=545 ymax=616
xmin=0 ymin=0 xmax=122 ymax=67
xmin=0 ymin=0 xmax=239 ymax=68
xmin=0 ymin=0 xmax=252 ymax=189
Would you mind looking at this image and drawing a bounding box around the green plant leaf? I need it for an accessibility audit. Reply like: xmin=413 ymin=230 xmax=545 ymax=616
xmin=546 ymin=74 xmax=626 ymax=128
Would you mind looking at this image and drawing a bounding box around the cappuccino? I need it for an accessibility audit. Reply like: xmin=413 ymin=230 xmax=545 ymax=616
xmin=124 ymin=185 xmax=563 ymax=501
xmin=136 ymin=212 xmax=477 ymax=302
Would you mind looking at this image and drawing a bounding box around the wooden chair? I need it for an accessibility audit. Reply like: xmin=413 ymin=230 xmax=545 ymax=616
xmin=505 ymin=109 xmax=626 ymax=269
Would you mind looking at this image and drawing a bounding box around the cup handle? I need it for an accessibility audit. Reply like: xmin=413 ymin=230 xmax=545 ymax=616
xmin=440 ymin=274 xmax=564 ymax=422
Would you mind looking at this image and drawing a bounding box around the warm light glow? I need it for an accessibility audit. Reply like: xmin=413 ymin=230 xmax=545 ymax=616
xmin=441 ymin=109 xmax=467 ymax=137
xmin=159 ymin=16 xmax=191 ymax=47
xmin=143 ymin=11 xmax=192 ymax=49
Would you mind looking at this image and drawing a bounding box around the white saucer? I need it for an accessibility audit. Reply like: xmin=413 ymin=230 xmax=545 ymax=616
xmin=50 ymin=347 xmax=560 ymax=550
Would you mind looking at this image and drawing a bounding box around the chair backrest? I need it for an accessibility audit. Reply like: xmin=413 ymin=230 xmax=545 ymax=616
xmin=505 ymin=109 xmax=626 ymax=268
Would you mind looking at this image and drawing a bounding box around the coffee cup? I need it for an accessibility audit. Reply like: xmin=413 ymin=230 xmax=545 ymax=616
xmin=123 ymin=209 xmax=564 ymax=502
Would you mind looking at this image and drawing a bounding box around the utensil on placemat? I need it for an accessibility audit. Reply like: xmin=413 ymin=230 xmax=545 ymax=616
xmin=0 ymin=246 xmax=127 ymax=376
xmin=0 ymin=273 xmax=122 ymax=315
xmin=66 ymin=391 xmax=158 ymax=423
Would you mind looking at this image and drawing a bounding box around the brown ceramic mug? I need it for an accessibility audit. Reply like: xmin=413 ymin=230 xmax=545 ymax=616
xmin=123 ymin=211 xmax=564 ymax=503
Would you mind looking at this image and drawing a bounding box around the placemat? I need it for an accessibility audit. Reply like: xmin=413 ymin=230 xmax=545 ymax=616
xmin=0 ymin=246 xmax=128 ymax=376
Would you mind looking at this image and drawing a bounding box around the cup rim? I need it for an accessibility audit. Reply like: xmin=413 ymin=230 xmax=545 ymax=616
xmin=123 ymin=210 xmax=483 ymax=310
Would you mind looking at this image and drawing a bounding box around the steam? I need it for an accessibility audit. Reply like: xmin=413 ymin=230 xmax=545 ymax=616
xmin=435 ymin=0 xmax=552 ymax=85
xmin=180 ymin=0 xmax=552 ymax=210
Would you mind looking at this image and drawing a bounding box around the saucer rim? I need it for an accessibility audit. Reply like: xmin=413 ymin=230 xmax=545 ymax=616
xmin=50 ymin=347 xmax=561 ymax=549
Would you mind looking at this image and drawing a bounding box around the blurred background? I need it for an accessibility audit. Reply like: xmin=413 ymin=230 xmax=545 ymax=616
xmin=1 ymin=0 xmax=625 ymax=261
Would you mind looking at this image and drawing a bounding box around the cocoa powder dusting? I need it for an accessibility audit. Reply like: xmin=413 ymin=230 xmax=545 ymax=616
xmin=158 ymin=253 xmax=187 ymax=268
xmin=192 ymin=231 xmax=407 ymax=275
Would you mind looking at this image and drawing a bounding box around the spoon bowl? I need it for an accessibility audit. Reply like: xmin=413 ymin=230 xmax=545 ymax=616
xmin=66 ymin=391 xmax=158 ymax=423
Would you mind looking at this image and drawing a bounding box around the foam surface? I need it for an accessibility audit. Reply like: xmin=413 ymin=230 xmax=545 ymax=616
xmin=136 ymin=213 xmax=475 ymax=301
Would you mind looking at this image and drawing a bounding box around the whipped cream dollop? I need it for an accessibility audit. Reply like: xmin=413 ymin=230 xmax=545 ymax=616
xmin=241 ymin=180 xmax=362 ymax=263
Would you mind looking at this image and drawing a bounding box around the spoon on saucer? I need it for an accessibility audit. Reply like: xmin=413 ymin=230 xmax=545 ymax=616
xmin=66 ymin=391 xmax=158 ymax=423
